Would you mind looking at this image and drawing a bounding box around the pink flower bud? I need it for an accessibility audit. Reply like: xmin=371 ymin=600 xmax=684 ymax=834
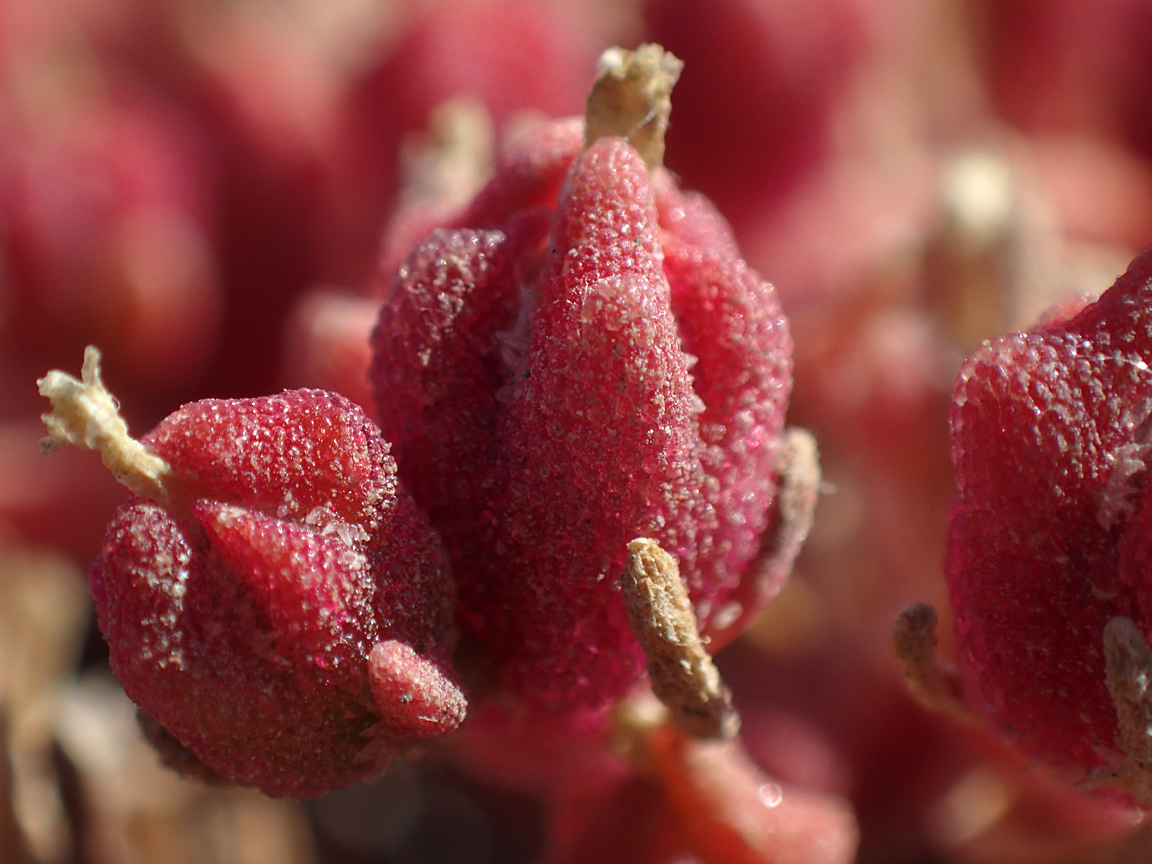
xmin=89 ymin=389 xmax=464 ymax=797
xmin=947 ymin=248 xmax=1152 ymax=800
xmin=371 ymin=118 xmax=793 ymax=710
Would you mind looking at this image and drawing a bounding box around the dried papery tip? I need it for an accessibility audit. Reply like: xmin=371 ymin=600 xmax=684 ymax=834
xmin=752 ymin=428 xmax=822 ymax=603
xmin=398 ymin=97 xmax=495 ymax=213
xmin=893 ymin=603 xmax=974 ymax=722
xmin=1099 ymin=616 xmax=1152 ymax=804
xmin=37 ymin=347 xmax=176 ymax=505
xmin=622 ymin=538 xmax=739 ymax=740
xmin=585 ymin=44 xmax=683 ymax=169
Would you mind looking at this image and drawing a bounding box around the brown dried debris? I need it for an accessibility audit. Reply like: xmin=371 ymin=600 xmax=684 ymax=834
xmin=1099 ymin=616 xmax=1152 ymax=805
xmin=37 ymin=347 xmax=175 ymax=506
xmin=892 ymin=602 xmax=973 ymax=722
xmin=584 ymin=44 xmax=682 ymax=169
xmin=622 ymin=538 xmax=739 ymax=740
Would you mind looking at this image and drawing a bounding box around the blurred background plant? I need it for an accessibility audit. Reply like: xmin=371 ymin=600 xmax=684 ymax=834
xmin=6 ymin=0 xmax=1152 ymax=862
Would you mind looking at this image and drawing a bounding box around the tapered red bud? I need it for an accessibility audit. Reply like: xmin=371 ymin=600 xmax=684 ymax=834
xmin=42 ymin=357 xmax=464 ymax=797
xmin=947 ymin=247 xmax=1152 ymax=802
xmin=370 ymin=51 xmax=794 ymax=711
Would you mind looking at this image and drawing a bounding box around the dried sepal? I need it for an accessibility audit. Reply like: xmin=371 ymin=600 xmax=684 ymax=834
xmin=760 ymin=429 xmax=822 ymax=582
xmin=622 ymin=538 xmax=738 ymax=740
xmin=584 ymin=44 xmax=683 ymax=168
xmin=892 ymin=602 xmax=973 ymax=722
xmin=1099 ymin=616 xmax=1152 ymax=804
xmin=715 ymin=428 xmax=822 ymax=646
xmin=37 ymin=347 xmax=176 ymax=505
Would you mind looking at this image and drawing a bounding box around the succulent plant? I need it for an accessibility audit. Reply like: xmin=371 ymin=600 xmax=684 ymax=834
xmin=36 ymin=51 xmax=822 ymax=846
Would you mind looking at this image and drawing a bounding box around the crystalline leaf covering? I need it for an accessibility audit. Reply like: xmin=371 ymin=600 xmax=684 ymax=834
xmin=947 ymin=249 xmax=1152 ymax=774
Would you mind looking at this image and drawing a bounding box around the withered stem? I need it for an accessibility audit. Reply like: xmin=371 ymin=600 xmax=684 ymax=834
xmin=1099 ymin=616 xmax=1152 ymax=804
xmin=38 ymin=347 xmax=178 ymax=507
xmin=893 ymin=602 xmax=975 ymax=722
xmin=622 ymin=538 xmax=739 ymax=740
xmin=584 ymin=44 xmax=682 ymax=169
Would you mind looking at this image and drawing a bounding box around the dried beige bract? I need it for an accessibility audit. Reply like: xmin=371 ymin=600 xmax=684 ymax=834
xmin=892 ymin=602 xmax=972 ymax=721
xmin=1101 ymin=616 xmax=1152 ymax=804
xmin=584 ymin=44 xmax=682 ymax=169
xmin=37 ymin=347 xmax=175 ymax=506
xmin=622 ymin=538 xmax=738 ymax=740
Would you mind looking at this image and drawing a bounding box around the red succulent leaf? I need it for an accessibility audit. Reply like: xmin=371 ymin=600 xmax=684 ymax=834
xmin=947 ymin=248 xmax=1152 ymax=781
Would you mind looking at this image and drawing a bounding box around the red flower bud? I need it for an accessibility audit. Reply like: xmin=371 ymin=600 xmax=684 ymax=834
xmin=947 ymin=248 xmax=1152 ymax=802
xmin=371 ymin=56 xmax=794 ymax=710
xmin=40 ymin=360 xmax=463 ymax=798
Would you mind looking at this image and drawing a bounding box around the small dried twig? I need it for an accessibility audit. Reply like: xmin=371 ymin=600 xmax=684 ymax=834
xmin=892 ymin=602 xmax=975 ymax=722
xmin=754 ymin=428 xmax=821 ymax=602
xmin=1098 ymin=616 xmax=1152 ymax=804
xmin=38 ymin=347 xmax=175 ymax=505
xmin=622 ymin=538 xmax=739 ymax=740
xmin=584 ymin=44 xmax=682 ymax=169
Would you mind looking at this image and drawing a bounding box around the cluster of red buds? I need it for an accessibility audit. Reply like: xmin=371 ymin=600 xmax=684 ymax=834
xmin=38 ymin=45 xmax=856 ymax=863
xmin=27 ymin=2 xmax=1152 ymax=859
